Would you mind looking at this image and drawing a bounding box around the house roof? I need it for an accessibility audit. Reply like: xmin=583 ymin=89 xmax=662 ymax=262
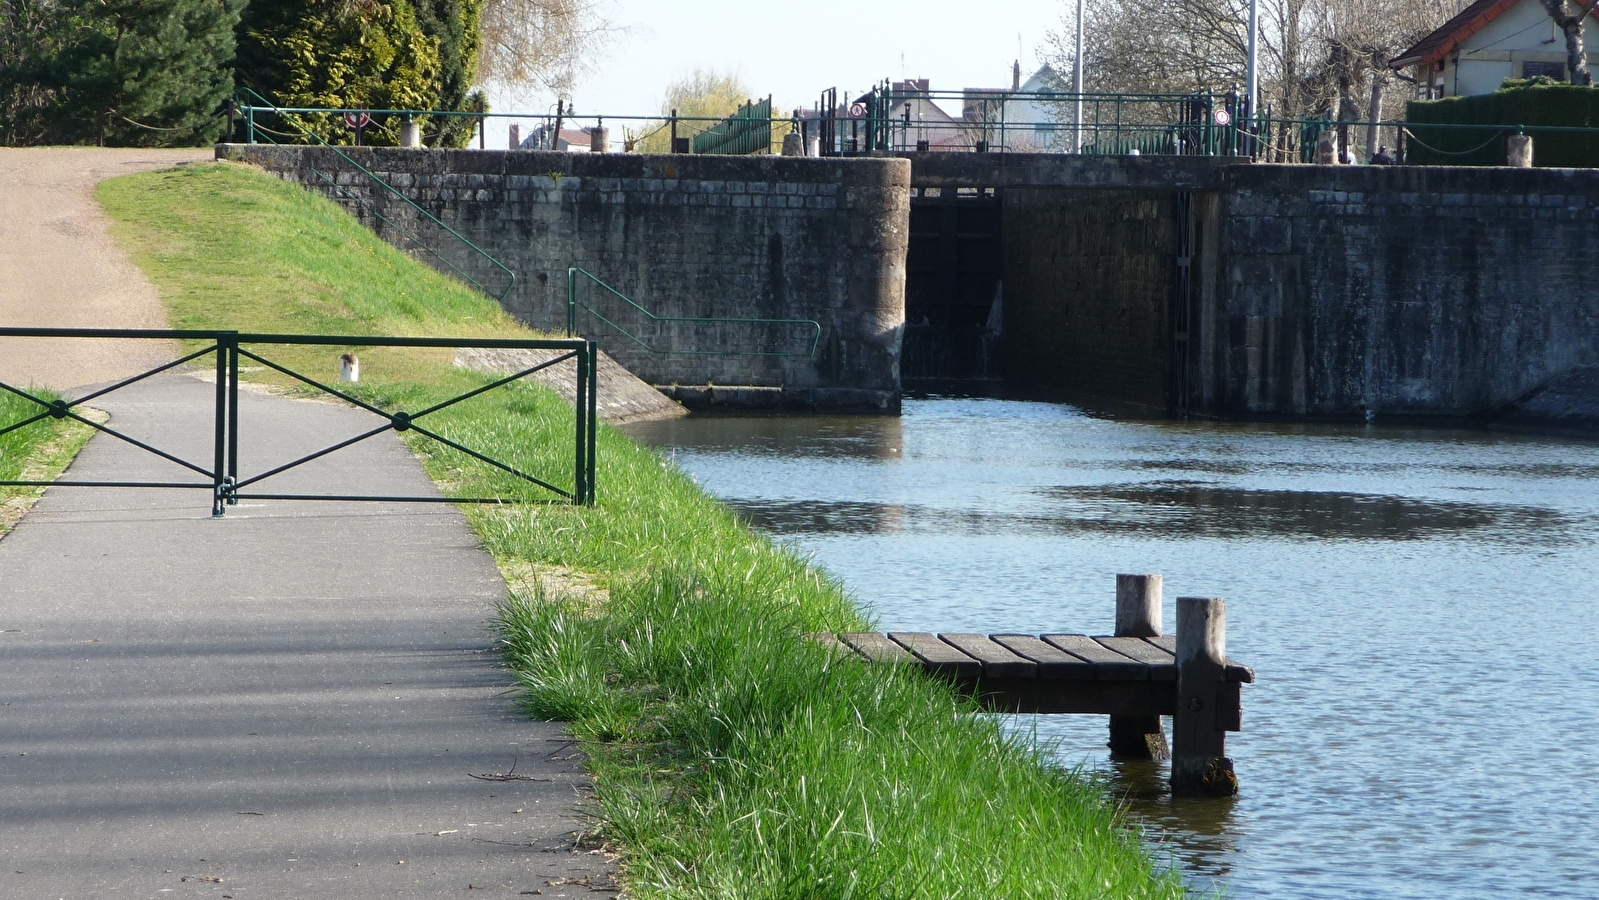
xmin=1392 ymin=0 xmax=1596 ymax=68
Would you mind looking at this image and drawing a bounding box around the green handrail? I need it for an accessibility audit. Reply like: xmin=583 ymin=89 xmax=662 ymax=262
xmin=235 ymin=88 xmax=517 ymax=303
xmin=567 ymin=267 xmax=822 ymax=358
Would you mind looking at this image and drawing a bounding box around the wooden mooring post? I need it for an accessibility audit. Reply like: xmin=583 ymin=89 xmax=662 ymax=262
xmin=1171 ymin=596 xmax=1238 ymax=796
xmin=1109 ymin=574 xmax=1169 ymax=760
xmin=814 ymin=574 xmax=1251 ymax=797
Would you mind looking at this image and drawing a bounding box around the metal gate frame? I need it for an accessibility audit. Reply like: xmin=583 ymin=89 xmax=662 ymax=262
xmin=0 ymin=328 xmax=598 ymax=515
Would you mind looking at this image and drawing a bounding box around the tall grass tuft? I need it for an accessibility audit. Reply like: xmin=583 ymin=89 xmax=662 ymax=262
xmin=99 ymin=161 xmax=1188 ymax=898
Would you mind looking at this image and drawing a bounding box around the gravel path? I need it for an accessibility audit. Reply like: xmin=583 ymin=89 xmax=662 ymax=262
xmin=0 ymin=147 xmax=207 ymax=390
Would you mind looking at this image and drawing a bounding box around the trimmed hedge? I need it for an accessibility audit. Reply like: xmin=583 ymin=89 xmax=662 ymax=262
xmin=1406 ymin=84 xmax=1599 ymax=166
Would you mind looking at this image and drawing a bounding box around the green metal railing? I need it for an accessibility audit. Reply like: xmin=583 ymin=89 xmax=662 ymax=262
xmin=567 ymin=268 xmax=821 ymax=358
xmin=0 ymin=327 xmax=598 ymax=511
xmin=236 ymin=89 xmax=517 ymax=302
xmin=693 ymin=97 xmax=775 ymax=155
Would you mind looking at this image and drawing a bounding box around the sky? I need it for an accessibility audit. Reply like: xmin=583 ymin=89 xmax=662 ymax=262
xmin=483 ymin=0 xmax=1075 ymax=147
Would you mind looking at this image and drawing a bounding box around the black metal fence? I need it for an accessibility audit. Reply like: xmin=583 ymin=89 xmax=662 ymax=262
xmin=0 ymin=328 xmax=598 ymax=515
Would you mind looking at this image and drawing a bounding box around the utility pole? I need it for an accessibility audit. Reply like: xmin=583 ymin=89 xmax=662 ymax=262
xmin=1074 ymin=0 xmax=1085 ymax=152
xmin=1245 ymin=0 xmax=1259 ymax=133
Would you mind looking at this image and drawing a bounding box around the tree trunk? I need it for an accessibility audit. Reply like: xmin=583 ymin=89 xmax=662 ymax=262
xmin=1539 ymin=0 xmax=1594 ymax=85
xmin=1336 ymin=47 xmax=1360 ymax=163
xmin=1564 ymin=19 xmax=1592 ymax=84
xmin=1366 ymin=68 xmax=1385 ymax=159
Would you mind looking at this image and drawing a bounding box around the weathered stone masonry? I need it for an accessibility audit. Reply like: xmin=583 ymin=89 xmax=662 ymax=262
xmin=220 ymin=146 xmax=909 ymax=412
xmin=1200 ymin=165 xmax=1599 ymax=420
xmin=994 ymin=162 xmax=1599 ymax=422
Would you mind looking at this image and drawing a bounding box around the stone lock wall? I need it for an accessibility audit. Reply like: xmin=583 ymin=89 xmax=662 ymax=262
xmin=997 ymin=163 xmax=1599 ymax=423
xmin=220 ymin=145 xmax=909 ymax=412
xmin=1201 ymin=165 xmax=1599 ymax=419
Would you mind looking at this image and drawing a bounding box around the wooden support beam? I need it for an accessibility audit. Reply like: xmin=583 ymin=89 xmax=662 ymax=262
xmin=1110 ymin=574 xmax=1168 ymax=760
xmin=1171 ymin=596 xmax=1238 ymax=797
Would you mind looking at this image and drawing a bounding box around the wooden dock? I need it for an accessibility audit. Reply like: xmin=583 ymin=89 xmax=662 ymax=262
xmin=811 ymin=575 xmax=1254 ymax=797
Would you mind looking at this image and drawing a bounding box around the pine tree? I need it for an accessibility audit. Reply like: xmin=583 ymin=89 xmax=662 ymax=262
xmin=47 ymin=0 xmax=243 ymax=146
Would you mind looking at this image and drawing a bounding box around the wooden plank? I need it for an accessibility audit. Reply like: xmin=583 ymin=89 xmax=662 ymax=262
xmin=1094 ymin=636 xmax=1177 ymax=681
xmin=839 ymin=632 xmax=914 ymax=664
xmin=1148 ymin=634 xmax=1254 ymax=683
xmin=990 ymin=634 xmax=1097 ymax=681
xmin=938 ymin=633 xmax=1036 ymax=678
xmin=1041 ymin=634 xmax=1148 ymax=681
xmin=950 ymin=677 xmax=1174 ymax=716
xmin=887 ymin=632 xmax=982 ymax=679
xmin=807 ymin=632 xmax=862 ymax=659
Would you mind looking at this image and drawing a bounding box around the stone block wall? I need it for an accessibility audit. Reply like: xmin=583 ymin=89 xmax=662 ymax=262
xmin=220 ymin=145 xmax=909 ymax=412
xmin=1202 ymin=165 xmax=1599 ymax=419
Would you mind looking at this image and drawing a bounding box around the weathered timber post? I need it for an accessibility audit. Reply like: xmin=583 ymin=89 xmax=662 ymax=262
xmin=1110 ymin=574 xmax=1168 ymax=759
xmin=1172 ymin=597 xmax=1238 ymax=796
xmin=1508 ymin=133 xmax=1533 ymax=168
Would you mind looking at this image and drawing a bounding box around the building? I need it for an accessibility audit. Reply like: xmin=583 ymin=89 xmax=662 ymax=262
xmin=519 ymin=124 xmax=596 ymax=152
xmin=1392 ymin=0 xmax=1599 ymax=98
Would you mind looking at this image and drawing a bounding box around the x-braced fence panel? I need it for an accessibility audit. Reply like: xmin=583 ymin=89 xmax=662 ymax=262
xmin=0 ymin=328 xmax=598 ymax=516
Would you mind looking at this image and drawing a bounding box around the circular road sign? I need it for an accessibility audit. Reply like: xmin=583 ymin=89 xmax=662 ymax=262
xmin=849 ymin=102 xmax=867 ymax=118
xmin=1214 ymin=108 xmax=1232 ymax=126
xmin=344 ymin=110 xmax=372 ymax=130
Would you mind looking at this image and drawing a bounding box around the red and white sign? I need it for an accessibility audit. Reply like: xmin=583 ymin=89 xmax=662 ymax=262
xmin=1213 ymin=108 xmax=1232 ymax=126
xmin=344 ymin=110 xmax=372 ymax=130
xmin=849 ymin=102 xmax=867 ymax=119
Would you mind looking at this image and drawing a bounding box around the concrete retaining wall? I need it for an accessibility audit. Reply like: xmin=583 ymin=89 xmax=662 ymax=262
xmin=219 ymin=145 xmax=908 ymax=412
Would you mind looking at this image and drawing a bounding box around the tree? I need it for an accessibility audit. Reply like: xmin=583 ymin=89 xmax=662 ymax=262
xmin=478 ymin=0 xmax=610 ymax=102
xmin=1536 ymin=0 xmax=1594 ymax=85
xmin=633 ymin=68 xmax=755 ymax=154
xmin=0 ymin=0 xmax=66 ymax=145
xmin=17 ymin=0 xmax=242 ymax=146
xmin=235 ymin=0 xmax=486 ymax=147
xmin=1043 ymin=0 xmax=1461 ymax=159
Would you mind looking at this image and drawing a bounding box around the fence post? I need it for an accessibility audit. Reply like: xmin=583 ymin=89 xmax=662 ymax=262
xmin=211 ymin=334 xmax=229 ymax=517
xmin=567 ymin=268 xmax=577 ymax=337
xmin=586 ymin=342 xmax=598 ymax=505
xmin=1110 ymin=574 xmax=1168 ymax=758
xmin=226 ymin=334 xmax=239 ymax=505
xmin=574 ymin=341 xmax=588 ymax=506
xmin=1172 ymin=597 xmax=1238 ymax=796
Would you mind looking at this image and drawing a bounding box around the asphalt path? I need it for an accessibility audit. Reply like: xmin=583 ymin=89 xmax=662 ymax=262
xmin=0 ymin=150 xmax=615 ymax=898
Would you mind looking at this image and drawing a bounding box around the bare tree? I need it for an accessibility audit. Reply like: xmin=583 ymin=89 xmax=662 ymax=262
xmin=478 ymin=0 xmax=612 ymax=101
xmin=1043 ymin=0 xmax=1460 ymax=159
xmin=1536 ymin=0 xmax=1594 ymax=84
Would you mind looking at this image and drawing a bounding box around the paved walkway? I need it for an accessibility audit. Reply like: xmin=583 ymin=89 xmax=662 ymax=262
xmin=0 ymin=150 xmax=615 ymax=898
xmin=1 ymin=375 xmax=615 ymax=898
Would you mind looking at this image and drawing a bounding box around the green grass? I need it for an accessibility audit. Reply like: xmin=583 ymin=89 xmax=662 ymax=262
xmin=0 ymin=390 xmax=98 ymax=538
xmin=98 ymin=161 xmax=1187 ymax=899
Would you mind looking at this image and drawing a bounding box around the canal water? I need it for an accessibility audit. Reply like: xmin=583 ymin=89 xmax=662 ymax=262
xmin=625 ymin=398 xmax=1599 ymax=899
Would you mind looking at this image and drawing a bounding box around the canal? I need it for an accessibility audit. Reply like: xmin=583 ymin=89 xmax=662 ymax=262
xmin=625 ymin=397 xmax=1599 ymax=899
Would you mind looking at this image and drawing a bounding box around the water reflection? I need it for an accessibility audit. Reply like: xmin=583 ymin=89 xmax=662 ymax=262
xmin=625 ymin=398 xmax=1599 ymax=899
xmin=626 ymin=413 xmax=904 ymax=460
xmin=726 ymin=486 xmax=1566 ymax=544
xmin=1041 ymin=481 xmax=1568 ymax=542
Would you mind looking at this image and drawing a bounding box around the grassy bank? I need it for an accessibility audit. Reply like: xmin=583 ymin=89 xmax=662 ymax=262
xmin=0 ymin=391 xmax=97 ymax=538
xmin=99 ymin=162 xmax=1186 ymax=899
